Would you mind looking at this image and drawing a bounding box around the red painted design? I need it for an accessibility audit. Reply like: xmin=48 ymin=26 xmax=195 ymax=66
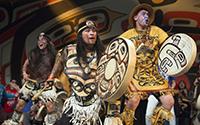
xmin=163 ymin=11 xmax=200 ymax=27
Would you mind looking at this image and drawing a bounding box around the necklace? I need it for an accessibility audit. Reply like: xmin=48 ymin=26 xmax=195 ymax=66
xmin=80 ymin=52 xmax=97 ymax=75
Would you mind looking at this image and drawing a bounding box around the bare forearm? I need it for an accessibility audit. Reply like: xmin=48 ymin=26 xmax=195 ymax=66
xmin=22 ymin=59 xmax=30 ymax=80
xmin=22 ymin=59 xmax=29 ymax=74
xmin=49 ymin=51 xmax=65 ymax=79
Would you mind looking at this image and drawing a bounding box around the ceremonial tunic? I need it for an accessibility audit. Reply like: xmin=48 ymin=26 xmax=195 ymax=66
xmin=120 ymin=25 xmax=169 ymax=91
xmin=56 ymin=44 xmax=101 ymax=125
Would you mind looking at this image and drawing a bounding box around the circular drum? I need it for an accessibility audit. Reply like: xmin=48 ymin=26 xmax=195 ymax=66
xmin=96 ymin=37 xmax=136 ymax=102
xmin=158 ymin=33 xmax=197 ymax=77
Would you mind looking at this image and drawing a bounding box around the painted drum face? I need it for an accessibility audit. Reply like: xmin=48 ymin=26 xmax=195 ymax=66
xmin=158 ymin=33 xmax=197 ymax=77
xmin=96 ymin=37 xmax=136 ymax=102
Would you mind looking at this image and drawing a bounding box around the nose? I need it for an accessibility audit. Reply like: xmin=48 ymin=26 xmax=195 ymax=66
xmin=144 ymin=13 xmax=149 ymax=19
xmin=89 ymin=30 xmax=95 ymax=35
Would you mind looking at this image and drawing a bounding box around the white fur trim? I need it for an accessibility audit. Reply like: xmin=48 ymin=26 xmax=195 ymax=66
xmin=63 ymin=96 xmax=101 ymax=125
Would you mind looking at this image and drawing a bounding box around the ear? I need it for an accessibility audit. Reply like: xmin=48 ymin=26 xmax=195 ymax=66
xmin=134 ymin=15 xmax=138 ymax=22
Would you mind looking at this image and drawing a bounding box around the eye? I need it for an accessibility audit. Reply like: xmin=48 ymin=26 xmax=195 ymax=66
xmin=84 ymin=28 xmax=90 ymax=32
xmin=73 ymin=81 xmax=78 ymax=86
xmin=91 ymin=28 xmax=97 ymax=32
xmin=143 ymin=12 xmax=147 ymax=16
xmin=90 ymin=84 xmax=96 ymax=90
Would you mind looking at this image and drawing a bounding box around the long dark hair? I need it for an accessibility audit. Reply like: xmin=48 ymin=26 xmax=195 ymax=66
xmin=76 ymin=31 xmax=105 ymax=64
xmin=28 ymin=35 xmax=56 ymax=68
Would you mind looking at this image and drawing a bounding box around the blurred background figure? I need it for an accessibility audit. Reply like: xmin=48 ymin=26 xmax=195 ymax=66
xmin=2 ymin=32 xmax=57 ymax=125
xmin=191 ymin=65 xmax=200 ymax=125
xmin=1 ymin=80 xmax=20 ymax=123
xmin=0 ymin=75 xmax=6 ymax=124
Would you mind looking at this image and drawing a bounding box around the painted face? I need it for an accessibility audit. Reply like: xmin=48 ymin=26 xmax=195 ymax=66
xmin=134 ymin=9 xmax=150 ymax=28
xmin=38 ymin=35 xmax=48 ymax=50
xmin=82 ymin=27 xmax=97 ymax=46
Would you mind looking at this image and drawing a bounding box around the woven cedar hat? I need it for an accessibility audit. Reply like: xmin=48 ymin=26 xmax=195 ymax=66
xmin=128 ymin=3 xmax=155 ymax=27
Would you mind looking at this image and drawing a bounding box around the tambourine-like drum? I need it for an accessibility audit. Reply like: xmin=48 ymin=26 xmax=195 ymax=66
xmin=96 ymin=37 xmax=136 ymax=102
xmin=158 ymin=33 xmax=197 ymax=77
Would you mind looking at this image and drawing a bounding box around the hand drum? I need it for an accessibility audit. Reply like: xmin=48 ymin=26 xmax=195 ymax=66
xmin=158 ymin=33 xmax=197 ymax=77
xmin=96 ymin=37 xmax=136 ymax=102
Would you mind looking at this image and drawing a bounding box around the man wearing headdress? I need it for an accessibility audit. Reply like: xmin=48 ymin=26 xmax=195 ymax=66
xmin=120 ymin=3 xmax=175 ymax=125
xmin=48 ymin=20 xmax=105 ymax=125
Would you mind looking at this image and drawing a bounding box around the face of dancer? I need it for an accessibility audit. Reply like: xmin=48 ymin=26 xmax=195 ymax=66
xmin=134 ymin=9 xmax=150 ymax=28
xmin=38 ymin=35 xmax=48 ymax=50
xmin=82 ymin=27 xmax=97 ymax=47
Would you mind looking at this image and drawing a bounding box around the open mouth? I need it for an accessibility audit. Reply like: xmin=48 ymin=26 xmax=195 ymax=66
xmin=89 ymin=37 xmax=95 ymax=40
xmin=144 ymin=19 xmax=149 ymax=24
xmin=39 ymin=43 xmax=44 ymax=47
xmin=38 ymin=42 xmax=45 ymax=48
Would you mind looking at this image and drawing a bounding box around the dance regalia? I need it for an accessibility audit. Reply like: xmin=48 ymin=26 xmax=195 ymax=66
xmin=120 ymin=25 xmax=169 ymax=92
xmin=19 ymin=51 xmax=54 ymax=101
xmin=120 ymin=25 xmax=173 ymax=125
xmin=3 ymin=47 xmax=57 ymax=125
xmin=59 ymin=44 xmax=101 ymax=125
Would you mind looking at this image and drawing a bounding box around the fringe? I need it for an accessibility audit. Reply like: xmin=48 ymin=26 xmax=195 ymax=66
xmin=63 ymin=95 xmax=102 ymax=125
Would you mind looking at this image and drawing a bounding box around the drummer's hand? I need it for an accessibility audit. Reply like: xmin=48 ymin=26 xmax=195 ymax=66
xmin=125 ymin=95 xmax=140 ymax=110
xmin=45 ymin=98 xmax=56 ymax=112
xmin=44 ymin=79 xmax=54 ymax=88
xmin=128 ymin=81 xmax=137 ymax=92
xmin=126 ymin=82 xmax=140 ymax=109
